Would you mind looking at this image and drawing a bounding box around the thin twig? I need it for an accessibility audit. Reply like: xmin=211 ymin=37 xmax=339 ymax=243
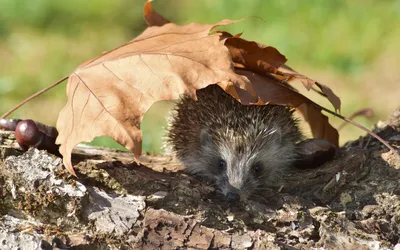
xmin=337 ymin=108 xmax=373 ymax=131
xmin=318 ymin=105 xmax=395 ymax=152
xmin=1 ymin=75 xmax=69 ymax=118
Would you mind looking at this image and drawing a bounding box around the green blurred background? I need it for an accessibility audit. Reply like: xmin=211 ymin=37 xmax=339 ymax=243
xmin=1 ymin=0 xmax=399 ymax=154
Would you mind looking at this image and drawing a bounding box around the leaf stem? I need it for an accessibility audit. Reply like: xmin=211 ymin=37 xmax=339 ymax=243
xmin=1 ymin=75 xmax=69 ymax=118
xmin=318 ymin=105 xmax=396 ymax=152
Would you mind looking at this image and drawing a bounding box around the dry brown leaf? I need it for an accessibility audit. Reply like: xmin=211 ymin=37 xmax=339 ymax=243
xmin=232 ymin=69 xmax=339 ymax=146
xmin=222 ymin=35 xmax=340 ymax=112
xmin=297 ymin=103 xmax=339 ymax=146
xmin=56 ymin=5 xmax=245 ymax=175
xmin=233 ymin=70 xmax=310 ymax=106
xmin=277 ymin=65 xmax=341 ymax=111
xmin=220 ymin=36 xmax=339 ymax=137
xmin=314 ymin=82 xmax=341 ymax=112
xmin=224 ymin=36 xmax=287 ymax=74
xmin=56 ymin=1 xmax=339 ymax=175
xmin=144 ymin=0 xmax=170 ymax=26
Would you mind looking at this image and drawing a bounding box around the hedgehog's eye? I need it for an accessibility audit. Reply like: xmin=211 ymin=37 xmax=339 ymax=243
xmin=253 ymin=163 xmax=262 ymax=173
xmin=219 ymin=159 xmax=227 ymax=170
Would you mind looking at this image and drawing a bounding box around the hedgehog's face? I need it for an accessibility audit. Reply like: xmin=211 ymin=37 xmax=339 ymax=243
xmin=190 ymin=128 xmax=297 ymax=202
xmin=213 ymin=153 xmax=266 ymax=202
xmin=215 ymin=143 xmax=287 ymax=202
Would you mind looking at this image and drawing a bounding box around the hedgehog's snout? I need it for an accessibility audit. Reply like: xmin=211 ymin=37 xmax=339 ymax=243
xmin=225 ymin=189 xmax=240 ymax=202
xmin=223 ymin=184 xmax=241 ymax=202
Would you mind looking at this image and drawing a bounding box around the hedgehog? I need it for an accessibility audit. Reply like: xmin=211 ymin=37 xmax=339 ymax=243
xmin=166 ymin=84 xmax=308 ymax=202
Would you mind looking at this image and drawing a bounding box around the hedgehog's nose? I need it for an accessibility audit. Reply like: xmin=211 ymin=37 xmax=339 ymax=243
xmin=225 ymin=191 xmax=240 ymax=202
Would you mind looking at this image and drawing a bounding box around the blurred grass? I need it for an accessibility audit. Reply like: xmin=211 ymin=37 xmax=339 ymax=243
xmin=1 ymin=0 xmax=399 ymax=154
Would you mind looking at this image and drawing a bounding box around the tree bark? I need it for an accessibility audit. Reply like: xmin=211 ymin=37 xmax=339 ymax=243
xmin=0 ymin=108 xmax=400 ymax=249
